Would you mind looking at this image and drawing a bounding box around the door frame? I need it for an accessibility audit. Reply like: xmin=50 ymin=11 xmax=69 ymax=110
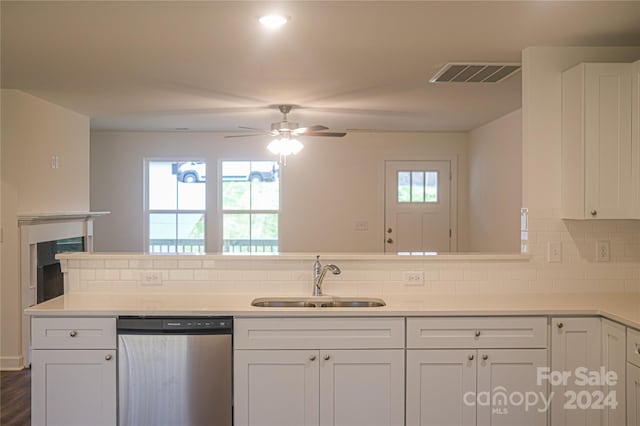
xmin=383 ymin=157 xmax=458 ymax=252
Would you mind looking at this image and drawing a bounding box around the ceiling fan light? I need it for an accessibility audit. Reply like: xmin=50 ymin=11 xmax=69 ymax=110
xmin=259 ymin=15 xmax=288 ymax=29
xmin=267 ymin=137 xmax=304 ymax=156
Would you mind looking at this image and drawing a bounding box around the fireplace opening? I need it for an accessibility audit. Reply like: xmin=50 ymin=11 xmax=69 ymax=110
xmin=36 ymin=237 xmax=85 ymax=303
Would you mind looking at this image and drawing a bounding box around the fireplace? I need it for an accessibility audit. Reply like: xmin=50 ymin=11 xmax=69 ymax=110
xmin=36 ymin=237 xmax=84 ymax=303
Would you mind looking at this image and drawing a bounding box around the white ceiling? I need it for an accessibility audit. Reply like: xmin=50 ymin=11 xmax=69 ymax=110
xmin=2 ymin=1 xmax=640 ymax=133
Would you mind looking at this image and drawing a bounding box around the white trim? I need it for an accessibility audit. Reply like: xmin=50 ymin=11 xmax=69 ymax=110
xmin=0 ymin=356 xmax=25 ymax=371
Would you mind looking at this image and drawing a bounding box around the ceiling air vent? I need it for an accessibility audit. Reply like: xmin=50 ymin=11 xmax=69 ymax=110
xmin=430 ymin=63 xmax=521 ymax=83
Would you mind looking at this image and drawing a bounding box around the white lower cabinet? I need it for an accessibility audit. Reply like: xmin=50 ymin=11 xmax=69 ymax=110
xmin=550 ymin=317 xmax=626 ymax=426
xmin=234 ymin=317 xmax=405 ymax=426
xmin=406 ymin=349 xmax=547 ymax=426
xmin=628 ymin=363 xmax=640 ymax=426
xmin=31 ymin=317 xmax=117 ymax=426
xmin=406 ymin=317 xmax=549 ymax=426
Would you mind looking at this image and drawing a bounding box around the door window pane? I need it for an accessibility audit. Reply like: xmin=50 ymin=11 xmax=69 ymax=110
xmin=397 ymin=170 xmax=439 ymax=203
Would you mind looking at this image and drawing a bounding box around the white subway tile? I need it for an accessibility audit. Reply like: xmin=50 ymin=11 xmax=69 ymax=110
xmin=105 ymin=259 xmax=129 ymax=269
xmin=168 ymin=269 xmax=194 ymax=281
xmin=179 ymin=260 xmax=202 ymax=269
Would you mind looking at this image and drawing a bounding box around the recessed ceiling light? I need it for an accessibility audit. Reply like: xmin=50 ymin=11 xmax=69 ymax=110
xmin=259 ymin=15 xmax=288 ymax=29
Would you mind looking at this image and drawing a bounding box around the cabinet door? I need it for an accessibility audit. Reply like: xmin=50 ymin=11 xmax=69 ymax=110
xmin=633 ymin=60 xmax=640 ymax=218
xmin=319 ymin=349 xmax=404 ymax=426
xmin=551 ymin=317 xmax=602 ymax=426
xmin=234 ymin=349 xmax=319 ymax=426
xmin=584 ymin=63 xmax=633 ymax=219
xmin=406 ymin=349 xmax=476 ymax=426
xmin=602 ymin=320 xmax=626 ymax=426
xmin=31 ymin=349 xmax=116 ymax=426
xmin=476 ymin=349 xmax=547 ymax=426
xmin=628 ymin=362 xmax=640 ymax=426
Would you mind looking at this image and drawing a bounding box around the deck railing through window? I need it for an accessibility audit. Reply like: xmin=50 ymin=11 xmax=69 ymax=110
xmin=149 ymin=239 xmax=278 ymax=253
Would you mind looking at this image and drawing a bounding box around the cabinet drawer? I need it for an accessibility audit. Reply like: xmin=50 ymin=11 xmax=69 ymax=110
xmin=234 ymin=317 xmax=404 ymax=349
xmin=32 ymin=317 xmax=116 ymax=349
xmin=407 ymin=317 xmax=547 ymax=349
xmin=628 ymin=328 xmax=640 ymax=367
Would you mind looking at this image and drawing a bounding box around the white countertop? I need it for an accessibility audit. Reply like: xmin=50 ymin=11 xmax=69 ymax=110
xmin=25 ymin=292 xmax=640 ymax=329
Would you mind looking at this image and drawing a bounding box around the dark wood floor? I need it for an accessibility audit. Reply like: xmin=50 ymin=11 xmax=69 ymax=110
xmin=1 ymin=369 xmax=30 ymax=426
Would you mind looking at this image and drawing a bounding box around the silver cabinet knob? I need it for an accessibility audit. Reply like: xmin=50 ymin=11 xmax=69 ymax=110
xmin=474 ymin=330 xmax=481 ymax=337
xmin=590 ymin=210 xmax=597 ymax=217
xmin=309 ymin=354 xmax=316 ymax=361
xmin=482 ymin=354 xmax=488 ymax=361
xmin=636 ymin=347 xmax=640 ymax=355
xmin=557 ymin=322 xmax=564 ymax=329
xmin=386 ymin=227 xmax=393 ymax=234
xmin=386 ymin=238 xmax=393 ymax=244
xmin=323 ymin=354 xmax=331 ymax=361
xmin=69 ymin=330 xmax=78 ymax=337
xmin=105 ymin=354 xmax=112 ymax=361
xmin=468 ymin=354 xmax=474 ymax=361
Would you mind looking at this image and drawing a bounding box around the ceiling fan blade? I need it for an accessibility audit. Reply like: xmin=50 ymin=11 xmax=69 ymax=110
xmin=224 ymin=133 xmax=267 ymax=139
xmin=293 ymin=124 xmax=329 ymax=134
xmin=304 ymin=132 xmax=347 ymax=137
xmin=238 ymin=126 xmax=267 ymax=131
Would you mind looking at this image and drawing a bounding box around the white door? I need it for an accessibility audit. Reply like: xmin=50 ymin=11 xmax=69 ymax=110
xmin=406 ymin=349 xmax=476 ymax=426
xmin=31 ymin=349 xmax=117 ymax=426
xmin=476 ymin=349 xmax=548 ymax=426
xmin=234 ymin=349 xmax=320 ymax=426
xmin=319 ymin=349 xmax=404 ymax=426
xmin=628 ymin=363 xmax=640 ymax=426
xmin=385 ymin=160 xmax=453 ymax=253
xmin=551 ymin=317 xmax=603 ymax=426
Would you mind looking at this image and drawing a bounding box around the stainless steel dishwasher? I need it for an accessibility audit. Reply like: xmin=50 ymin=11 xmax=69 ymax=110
xmin=117 ymin=316 xmax=232 ymax=426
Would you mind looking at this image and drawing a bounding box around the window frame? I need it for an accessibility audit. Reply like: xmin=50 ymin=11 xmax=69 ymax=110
xmin=144 ymin=158 xmax=207 ymax=254
xmin=217 ymin=159 xmax=281 ymax=254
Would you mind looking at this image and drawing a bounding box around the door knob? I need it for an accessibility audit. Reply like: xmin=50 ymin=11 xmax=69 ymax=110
xmin=482 ymin=354 xmax=488 ymax=361
xmin=386 ymin=238 xmax=393 ymax=244
xmin=474 ymin=330 xmax=481 ymax=337
xmin=468 ymin=354 xmax=474 ymax=361
xmin=386 ymin=227 xmax=393 ymax=234
xmin=590 ymin=210 xmax=597 ymax=217
xmin=323 ymin=354 xmax=331 ymax=361
xmin=557 ymin=322 xmax=564 ymax=329
xmin=105 ymin=354 xmax=112 ymax=361
xmin=309 ymin=354 xmax=316 ymax=361
xmin=69 ymin=330 xmax=78 ymax=337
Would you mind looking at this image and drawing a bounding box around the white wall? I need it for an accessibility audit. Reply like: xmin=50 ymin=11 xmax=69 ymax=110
xmin=90 ymin=131 xmax=471 ymax=253
xmin=468 ymin=109 xmax=522 ymax=252
xmin=1 ymin=90 xmax=90 ymax=369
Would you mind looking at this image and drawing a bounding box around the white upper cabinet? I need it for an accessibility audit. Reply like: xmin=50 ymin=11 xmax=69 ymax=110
xmin=562 ymin=62 xmax=634 ymax=219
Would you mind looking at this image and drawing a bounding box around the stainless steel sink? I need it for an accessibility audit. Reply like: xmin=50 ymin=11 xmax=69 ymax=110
xmin=251 ymin=296 xmax=385 ymax=308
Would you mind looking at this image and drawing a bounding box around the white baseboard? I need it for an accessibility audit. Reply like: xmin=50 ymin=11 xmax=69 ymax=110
xmin=1 ymin=355 xmax=25 ymax=371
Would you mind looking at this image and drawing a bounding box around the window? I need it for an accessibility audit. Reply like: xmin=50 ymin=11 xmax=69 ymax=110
xmin=397 ymin=170 xmax=438 ymax=203
xmin=221 ymin=161 xmax=279 ymax=253
xmin=147 ymin=160 xmax=206 ymax=253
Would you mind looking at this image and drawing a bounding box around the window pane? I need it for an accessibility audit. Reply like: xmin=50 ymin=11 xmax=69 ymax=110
xmin=251 ymin=162 xmax=279 ymax=210
xmin=425 ymin=171 xmax=438 ymax=202
xmin=177 ymin=213 xmax=205 ymax=253
xmin=223 ymin=214 xmax=250 ymax=253
xmin=222 ymin=181 xmax=251 ymax=210
xmin=251 ymin=214 xmax=279 ymax=253
xmin=411 ymin=171 xmax=425 ymax=202
xmin=397 ymin=171 xmax=411 ymax=203
xmin=149 ymin=213 xmax=177 ymax=253
xmin=177 ymin=162 xmax=206 ymax=210
xmin=149 ymin=162 xmax=177 ymax=210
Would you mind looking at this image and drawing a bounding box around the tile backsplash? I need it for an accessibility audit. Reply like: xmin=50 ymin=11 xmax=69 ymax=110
xmin=60 ymin=210 xmax=640 ymax=297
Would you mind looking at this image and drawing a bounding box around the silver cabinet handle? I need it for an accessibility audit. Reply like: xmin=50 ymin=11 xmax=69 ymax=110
xmin=590 ymin=210 xmax=597 ymax=217
xmin=105 ymin=354 xmax=112 ymax=361
xmin=474 ymin=330 xmax=481 ymax=337
xmin=468 ymin=354 xmax=474 ymax=361
xmin=323 ymin=354 xmax=331 ymax=361
xmin=309 ymin=354 xmax=316 ymax=361
xmin=482 ymin=354 xmax=488 ymax=361
xmin=69 ymin=330 xmax=78 ymax=337
xmin=557 ymin=322 xmax=564 ymax=329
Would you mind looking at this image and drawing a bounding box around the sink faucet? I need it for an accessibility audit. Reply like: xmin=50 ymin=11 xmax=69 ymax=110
xmin=312 ymin=255 xmax=341 ymax=296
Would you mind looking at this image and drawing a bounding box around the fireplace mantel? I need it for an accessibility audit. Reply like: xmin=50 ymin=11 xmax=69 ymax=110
xmin=18 ymin=211 xmax=110 ymax=225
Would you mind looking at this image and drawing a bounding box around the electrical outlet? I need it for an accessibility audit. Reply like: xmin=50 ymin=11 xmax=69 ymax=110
xmin=403 ymin=271 xmax=424 ymax=286
xmin=547 ymin=241 xmax=562 ymax=263
xmin=354 ymin=220 xmax=369 ymax=231
xmin=596 ymin=240 xmax=611 ymax=262
xmin=141 ymin=271 xmax=163 ymax=286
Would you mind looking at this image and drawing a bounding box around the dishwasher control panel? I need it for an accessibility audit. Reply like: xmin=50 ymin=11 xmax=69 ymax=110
xmin=117 ymin=316 xmax=233 ymax=334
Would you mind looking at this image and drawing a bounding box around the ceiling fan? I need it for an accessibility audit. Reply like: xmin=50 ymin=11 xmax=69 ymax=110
xmin=224 ymin=104 xmax=346 ymax=139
